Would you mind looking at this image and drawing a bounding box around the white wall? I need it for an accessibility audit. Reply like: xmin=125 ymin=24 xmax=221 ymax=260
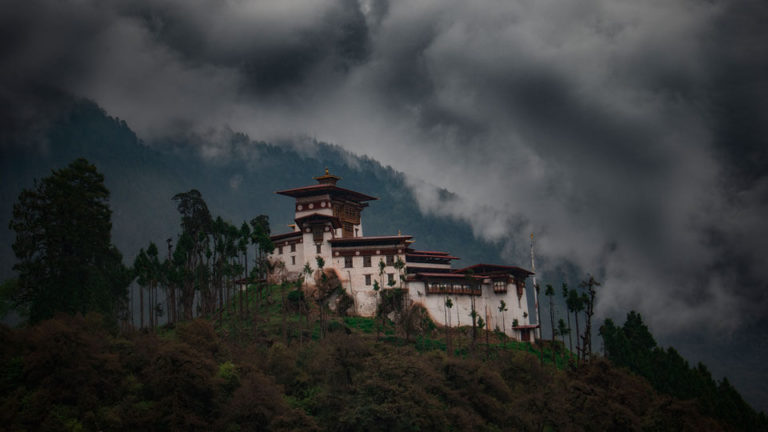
xmin=332 ymin=253 xmax=407 ymax=317
xmin=407 ymin=278 xmax=531 ymax=339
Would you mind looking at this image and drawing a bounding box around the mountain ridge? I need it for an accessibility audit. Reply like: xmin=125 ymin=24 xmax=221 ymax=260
xmin=0 ymin=95 xmax=508 ymax=283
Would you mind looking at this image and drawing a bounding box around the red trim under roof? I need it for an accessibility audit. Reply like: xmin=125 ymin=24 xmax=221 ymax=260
xmin=408 ymin=249 xmax=451 ymax=255
xmin=276 ymin=184 xmax=378 ymax=202
xmin=512 ymin=324 xmax=540 ymax=329
xmin=270 ymin=231 xmax=302 ymax=241
xmin=453 ymin=263 xmax=534 ymax=276
xmin=414 ymin=272 xmax=484 ymax=279
xmin=406 ymin=253 xmax=460 ymax=260
xmin=329 ymin=235 xmax=412 ymax=244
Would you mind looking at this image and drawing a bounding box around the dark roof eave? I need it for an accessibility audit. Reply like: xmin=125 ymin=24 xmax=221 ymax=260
xmin=294 ymin=213 xmax=342 ymax=228
xmin=275 ymin=184 xmax=378 ymax=202
xmin=270 ymin=231 xmax=302 ymax=241
xmin=329 ymin=235 xmax=412 ymax=244
xmin=414 ymin=272 xmax=484 ymax=279
xmin=453 ymin=263 xmax=534 ymax=276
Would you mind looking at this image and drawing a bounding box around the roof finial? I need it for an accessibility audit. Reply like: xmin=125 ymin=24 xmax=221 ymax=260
xmin=313 ymin=168 xmax=342 ymax=185
xmin=398 ymin=229 xmax=402 ymax=236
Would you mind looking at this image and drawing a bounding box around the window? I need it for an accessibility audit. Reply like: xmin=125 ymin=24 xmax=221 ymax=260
xmin=365 ymin=274 xmax=371 ymax=286
xmin=316 ymin=244 xmax=322 ymax=254
xmin=290 ymin=243 xmax=296 ymax=253
xmin=387 ymin=273 xmax=394 ymax=285
xmin=493 ymin=280 xmax=507 ymax=293
xmin=313 ymin=225 xmax=324 ymax=242
xmin=363 ymin=256 xmax=371 ymax=267
xmin=278 ymin=246 xmax=283 ymax=254
xmin=386 ymin=255 xmax=394 ymax=266
xmin=344 ymin=256 xmax=353 ymax=268
xmin=291 ymin=256 xmax=296 ymax=265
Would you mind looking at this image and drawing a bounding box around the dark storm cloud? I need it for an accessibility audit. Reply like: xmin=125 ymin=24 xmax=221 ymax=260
xmin=2 ymin=0 xmax=768 ymax=337
xmin=116 ymin=0 xmax=372 ymax=95
xmin=707 ymin=0 xmax=768 ymax=186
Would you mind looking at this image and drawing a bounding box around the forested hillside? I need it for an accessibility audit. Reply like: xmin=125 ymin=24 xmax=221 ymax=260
xmin=1 ymin=93 xmax=504 ymax=284
xmin=0 ymin=292 xmax=744 ymax=432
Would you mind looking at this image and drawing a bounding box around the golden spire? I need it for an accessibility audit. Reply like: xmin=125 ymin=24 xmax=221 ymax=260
xmin=313 ymin=168 xmax=341 ymax=185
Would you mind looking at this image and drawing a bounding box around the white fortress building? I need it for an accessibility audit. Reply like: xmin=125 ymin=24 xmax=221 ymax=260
xmin=268 ymin=170 xmax=538 ymax=341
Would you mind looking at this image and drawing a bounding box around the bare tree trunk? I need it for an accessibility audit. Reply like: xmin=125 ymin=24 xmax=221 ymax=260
xmin=471 ymin=296 xmax=477 ymax=352
xmin=444 ymin=297 xmax=451 ymax=356
xmin=485 ymin=305 xmax=490 ymax=358
xmin=550 ymin=295 xmax=556 ymax=366
xmin=152 ymin=282 xmax=156 ymax=329
xmin=281 ymin=283 xmax=288 ymax=343
xmin=129 ymin=284 xmax=134 ymax=329
xmin=567 ymin=310 xmax=573 ymax=353
xmin=140 ymin=286 xmax=144 ymax=329
xmin=239 ymin=255 xmax=245 ymax=319
xmin=244 ymin=248 xmax=249 ymax=317
xmin=574 ymin=313 xmax=581 ymax=364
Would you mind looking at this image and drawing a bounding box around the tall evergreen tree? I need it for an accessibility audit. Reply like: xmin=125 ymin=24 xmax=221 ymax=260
xmin=561 ymin=283 xmax=573 ymax=352
xmin=250 ymin=215 xmax=274 ymax=313
xmin=172 ymin=189 xmax=212 ymax=319
xmin=579 ymin=275 xmax=600 ymax=361
xmin=545 ymin=284 xmax=557 ymax=364
xmin=9 ymin=158 xmax=130 ymax=324
xmin=566 ymin=288 xmax=584 ymax=361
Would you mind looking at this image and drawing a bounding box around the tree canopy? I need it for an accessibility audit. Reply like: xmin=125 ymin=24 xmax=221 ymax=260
xmin=8 ymin=158 xmax=130 ymax=324
xmin=601 ymin=311 xmax=768 ymax=431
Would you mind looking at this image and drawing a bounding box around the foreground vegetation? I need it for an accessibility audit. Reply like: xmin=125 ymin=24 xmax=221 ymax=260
xmin=0 ymin=285 xmax=753 ymax=432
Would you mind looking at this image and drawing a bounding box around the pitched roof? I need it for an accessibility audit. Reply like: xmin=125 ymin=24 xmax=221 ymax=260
xmin=276 ymin=184 xmax=377 ymax=202
xmin=406 ymin=251 xmax=460 ymax=260
xmin=453 ymin=263 xmax=534 ymax=276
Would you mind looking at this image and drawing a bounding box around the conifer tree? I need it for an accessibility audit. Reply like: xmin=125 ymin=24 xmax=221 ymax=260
xmin=561 ymin=283 xmax=573 ymax=352
xmin=579 ymin=275 xmax=600 ymax=361
xmin=545 ymin=284 xmax=555 ymax=353
xmin=9 ymin=158 xmax=129 ymax=324
xmin=557 ymin=318 xmax=569 ymax=356
xmin=172 ymin=189 xmax=212 ymax=320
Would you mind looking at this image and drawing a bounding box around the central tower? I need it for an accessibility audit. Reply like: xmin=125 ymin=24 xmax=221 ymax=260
xmin=276 ymin=168 xmax=377 ymax=239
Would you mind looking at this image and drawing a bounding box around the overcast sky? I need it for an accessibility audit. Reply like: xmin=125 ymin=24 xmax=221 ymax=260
xmin=2 ymin=0 xmax=767 ymax=353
